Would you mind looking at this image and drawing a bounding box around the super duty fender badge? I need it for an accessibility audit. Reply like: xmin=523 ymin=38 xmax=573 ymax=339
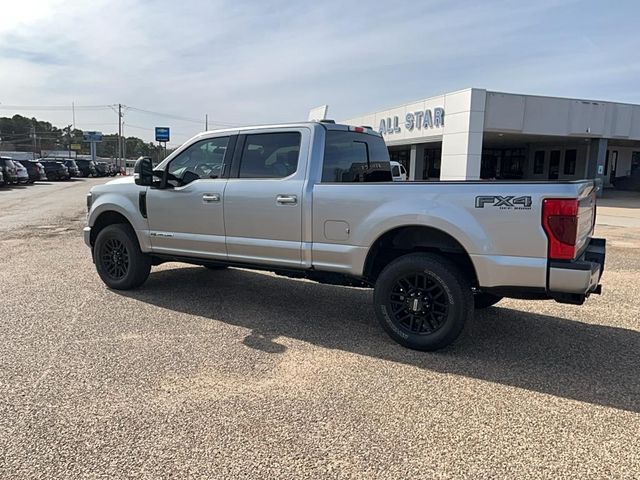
xmin=150 ymin=231 xmax=174 ymax=238
xmin=475 ymin=195 xmax=532 ymax=210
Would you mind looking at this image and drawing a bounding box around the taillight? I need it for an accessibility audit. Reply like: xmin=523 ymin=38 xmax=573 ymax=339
xmin=542 ymin=198 xmax=579 ymax=260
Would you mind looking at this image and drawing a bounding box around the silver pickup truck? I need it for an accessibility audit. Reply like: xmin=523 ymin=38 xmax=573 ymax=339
xmin=84 ymin=121 xmax=605 ymax=351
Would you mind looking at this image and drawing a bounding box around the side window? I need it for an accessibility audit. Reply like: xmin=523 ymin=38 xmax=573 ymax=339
xmin=391 ymin=165 xmax=400 ymax=176
xmin=322 ymin=131 xmax=392 ymax=182
xmin=238 ymin=132 xmax=301 ymax=178
xmin=167 ymin=136 xmax=229 ymax=185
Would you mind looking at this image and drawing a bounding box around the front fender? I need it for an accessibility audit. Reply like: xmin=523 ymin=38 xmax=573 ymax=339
xmin=88 ymin=191 xmax=151 ymax=252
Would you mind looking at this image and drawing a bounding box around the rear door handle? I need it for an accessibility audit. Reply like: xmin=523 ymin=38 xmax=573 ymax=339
xmin=202 ymin=193 xmax=221 ymax=203
xmin=276 ymin=194 xmax=297 ymax=205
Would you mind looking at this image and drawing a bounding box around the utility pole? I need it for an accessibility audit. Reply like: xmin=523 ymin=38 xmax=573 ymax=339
xmin=205 ymin=114 xmax=208 ymax=131
xmin=72 ymin=101 xmax=76 ymax=130
xmin=31 ymin=124 xmax=36 ymax=160
xmin=117 ymin=103 xmax=122 ymax=170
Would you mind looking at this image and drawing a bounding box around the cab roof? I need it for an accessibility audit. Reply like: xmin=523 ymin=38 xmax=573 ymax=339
xmin=193 ymin=120 xmax=381 ymax=139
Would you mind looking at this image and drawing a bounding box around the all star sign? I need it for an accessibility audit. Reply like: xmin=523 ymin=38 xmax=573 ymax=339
xmin=379 ymin=107 xmax=445 ymax=135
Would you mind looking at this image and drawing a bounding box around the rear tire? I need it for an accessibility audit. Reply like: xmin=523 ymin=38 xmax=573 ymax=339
xmin=373 ymin=253 xmax=473 ymax=351
xmin=94 ymin=224 xmax=151 ymax=290
xmin=474 ymin=292 xmax=503 ymax=309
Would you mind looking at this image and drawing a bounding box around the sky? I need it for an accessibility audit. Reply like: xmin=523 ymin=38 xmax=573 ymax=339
xmin=1 ymin=0 xmax=639 ymax=146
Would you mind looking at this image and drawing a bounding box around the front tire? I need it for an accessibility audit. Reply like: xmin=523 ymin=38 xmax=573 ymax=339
xmin=373 ymin=253 xmax=473 ymax=351
xmin=94 ymin=224 xmax=151 ymax=290
xmin=204 ymin=265 xmax=229 ymax=271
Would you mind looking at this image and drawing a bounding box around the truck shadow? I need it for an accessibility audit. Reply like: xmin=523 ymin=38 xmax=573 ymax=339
xmin=117 ymin=266 xmax=640 ymax=414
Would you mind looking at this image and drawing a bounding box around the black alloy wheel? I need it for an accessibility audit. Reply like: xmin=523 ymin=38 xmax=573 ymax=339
xmin=100 ymin=238 xmax=130 ymax=280
xmin=388 ymin=272 xmax=449 ymax=336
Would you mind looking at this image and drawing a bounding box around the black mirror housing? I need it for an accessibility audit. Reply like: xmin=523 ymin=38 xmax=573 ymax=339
xmin=134 ymin=157 xmax=153 ymax=186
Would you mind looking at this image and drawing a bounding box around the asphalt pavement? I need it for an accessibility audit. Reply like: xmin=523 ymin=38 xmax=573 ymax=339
xmin=0 ymin=179 xmax=638 ymax=479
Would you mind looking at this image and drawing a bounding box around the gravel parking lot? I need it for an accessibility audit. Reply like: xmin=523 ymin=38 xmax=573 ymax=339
xmin=0 ymin=179 xmax=638 ymax=479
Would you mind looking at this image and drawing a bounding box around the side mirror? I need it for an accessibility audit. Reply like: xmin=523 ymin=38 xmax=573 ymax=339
xmin=134 ymin=157 xmax=153 ymax=186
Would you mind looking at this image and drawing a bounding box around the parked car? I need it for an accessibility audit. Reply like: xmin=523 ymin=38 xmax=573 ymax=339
xmin=21 ymin=160 xmax=49 ymax=182
xmin=76 ymin=159 xmax=97 ymax=177
xmin=84 ymin=121 xmax=605 ymax=352
xmin=40 ymin=160 xmax=70 ymax=180
xmin=0 ymin=157 xmax=18 ymax=184
xmin=13 ymin=161 xmax=30 ymax=184
xmin=94 ymin=162 xmax=110 ymax=177
xmin=62 ymin=159 xmax=81 ymax=177
xmin=390 ymin=161 xmax=408 ymax=181
xmin=0 ymin=169 xmax=4 ymax=186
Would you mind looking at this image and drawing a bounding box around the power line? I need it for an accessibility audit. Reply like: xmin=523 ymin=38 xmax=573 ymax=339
xmin=1 ymin=103 xmax=240 ymax=128
xmin=126 ymin=105 xmax=239 ymax=127
xmin=0 ymin=104 xmax=114 ymax=111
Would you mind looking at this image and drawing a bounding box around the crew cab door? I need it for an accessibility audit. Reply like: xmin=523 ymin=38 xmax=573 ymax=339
xmin=146 ymin=135 xmax=234 ymax=259
xmin=224 ymin=128 xmax=309 ymax=267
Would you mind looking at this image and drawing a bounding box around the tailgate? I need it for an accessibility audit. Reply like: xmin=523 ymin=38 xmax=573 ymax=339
xmin=575 ymin=183 xmax=597 ymax=257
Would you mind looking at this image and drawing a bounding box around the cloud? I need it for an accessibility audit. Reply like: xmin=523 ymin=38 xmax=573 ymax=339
xmin=0 ymin=0 xmax=639 ymax=144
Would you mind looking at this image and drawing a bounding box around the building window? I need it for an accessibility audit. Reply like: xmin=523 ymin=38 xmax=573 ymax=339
xmin=564 ymin=149 xmax=577 ymax=175
xmin=533 ymin=151 xmax=545 ymax=174
xmin=549 ymin=150 xmax=561 ymax=180
xmin=482 ymin=148 xmax=526 ymax=180
xmin=632 ymin=152 xmax=640 ymax=174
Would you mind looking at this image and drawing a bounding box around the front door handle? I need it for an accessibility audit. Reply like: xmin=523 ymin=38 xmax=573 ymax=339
xmin=276 ymin=194 xmax=297 ymax=205
xmin=202 ymin=193 xmax=221 ymax=203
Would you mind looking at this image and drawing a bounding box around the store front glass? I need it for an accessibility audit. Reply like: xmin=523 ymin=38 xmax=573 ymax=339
xmin=481 ymin=148 xmax=527 ymax=180
xmin=389 ymin=148 xmax=411 ymax=175
xmin=423 ymin=147 xmax=442 ymax=180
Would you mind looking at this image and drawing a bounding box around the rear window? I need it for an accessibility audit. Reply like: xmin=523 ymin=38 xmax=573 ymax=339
xmin=322 ymin=131 xmax=392 ymax=183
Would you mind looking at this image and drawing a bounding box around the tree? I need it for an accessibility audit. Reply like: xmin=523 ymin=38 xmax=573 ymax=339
xmin=0 ymin=114 xmax=164 ymax=159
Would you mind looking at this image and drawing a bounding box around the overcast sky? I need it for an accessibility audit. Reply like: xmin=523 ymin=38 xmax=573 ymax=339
xmin=1 ymin=0 xmax=639 ymax=145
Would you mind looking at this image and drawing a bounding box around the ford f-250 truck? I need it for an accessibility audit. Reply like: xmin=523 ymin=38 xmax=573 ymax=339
xmin=84 ymin=121 xmax=605 ymax=351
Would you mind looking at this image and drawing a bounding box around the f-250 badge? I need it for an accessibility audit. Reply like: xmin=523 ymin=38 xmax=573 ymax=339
xmin=475 ymin=195 xmax=532 ymax=210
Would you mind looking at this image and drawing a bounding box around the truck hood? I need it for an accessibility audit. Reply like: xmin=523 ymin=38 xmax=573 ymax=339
xmin=106 ymin=176 xmax=136 ymax=186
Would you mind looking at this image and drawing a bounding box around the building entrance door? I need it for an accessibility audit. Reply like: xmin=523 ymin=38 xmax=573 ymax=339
xmin=424 ymin=148 xmax=442 ymax=180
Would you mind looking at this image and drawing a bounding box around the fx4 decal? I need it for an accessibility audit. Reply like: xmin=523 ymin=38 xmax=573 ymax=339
xmin=475 ymin=195 xmax=532 ymax=210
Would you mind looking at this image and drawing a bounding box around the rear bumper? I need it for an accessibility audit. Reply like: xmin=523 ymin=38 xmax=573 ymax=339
xmin=548 ymin=237 xmax=605 ymax=304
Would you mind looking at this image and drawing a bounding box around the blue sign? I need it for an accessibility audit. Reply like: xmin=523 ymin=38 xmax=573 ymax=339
xmin=83 ymin=131 xmax=103 ymax=142
xmin=155 ymin=127 xmax=170 ymax=142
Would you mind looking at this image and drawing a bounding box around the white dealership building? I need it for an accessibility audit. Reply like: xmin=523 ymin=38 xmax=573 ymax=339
xmin=343 ymin=88 xmax=640 ymax=189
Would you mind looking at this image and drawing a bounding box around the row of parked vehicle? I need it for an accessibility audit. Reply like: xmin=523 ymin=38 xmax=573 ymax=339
xmin=0 ymin=157 xmax=119 ymax=186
